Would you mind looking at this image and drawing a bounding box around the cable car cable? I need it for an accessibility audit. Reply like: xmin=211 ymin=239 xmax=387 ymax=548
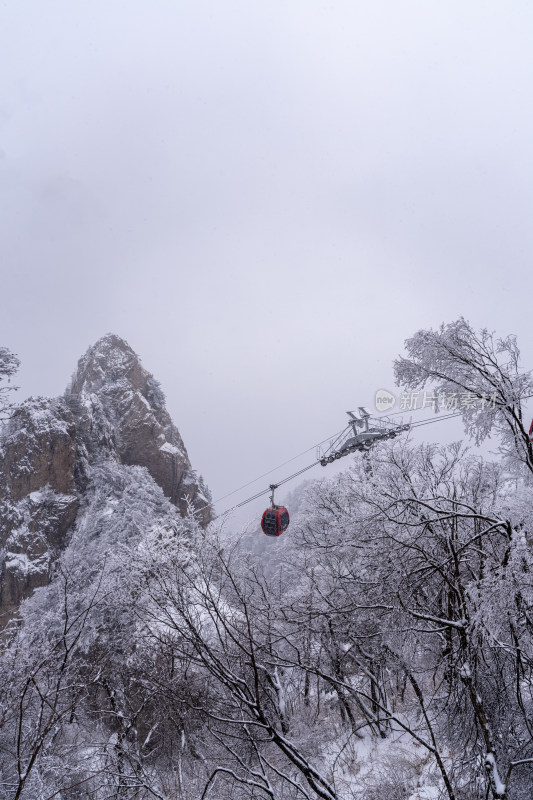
xmin=408 ymin=410 xmax=463 ymax=427
xmin=212 ymin=426 xmax=350 ymax=506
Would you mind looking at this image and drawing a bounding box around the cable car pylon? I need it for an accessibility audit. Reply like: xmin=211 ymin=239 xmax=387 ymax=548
xmin=318 ymin=408 xmax=410 ymax=466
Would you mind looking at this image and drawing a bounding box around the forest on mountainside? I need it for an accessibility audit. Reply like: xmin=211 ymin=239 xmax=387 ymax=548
xmin=2 ymin=319 xmax=533 ymax=800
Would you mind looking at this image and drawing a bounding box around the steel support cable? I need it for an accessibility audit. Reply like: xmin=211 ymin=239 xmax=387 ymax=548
xmin=321 ymin=425 xmax=351 ymax=457
xmin=408 ymin=411 xmax=462 ymax=428
xmin=215 ymin=464 xmax=321 ymax=520
xmin=212 ymin=426 xmax=350 ymax=506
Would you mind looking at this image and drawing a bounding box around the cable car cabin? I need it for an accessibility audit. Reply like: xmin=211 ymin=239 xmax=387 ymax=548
xmin=261 ymin=506 xmax=290 ymax=537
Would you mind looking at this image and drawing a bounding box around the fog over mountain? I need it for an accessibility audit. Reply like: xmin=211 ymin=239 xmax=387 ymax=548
xmin=2 ymin=2 xmax=533 ymax=518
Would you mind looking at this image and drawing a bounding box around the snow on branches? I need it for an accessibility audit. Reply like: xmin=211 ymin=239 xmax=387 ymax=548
xmin=0 ymin=346 xmax=20 ymax=420
xmin=394 ymin=317 xmax=533 ymax=474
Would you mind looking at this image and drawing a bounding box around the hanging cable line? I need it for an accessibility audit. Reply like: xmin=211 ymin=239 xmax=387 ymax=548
xmin=212 ymin=425 xmax=350 ymax=505
xmin=221 ymin=455 xmax=334 ymax=514
xmin=409 ymin=411 xmax=463 ymax=428
xmin=218 ymin=458 xmax=326 ymax=519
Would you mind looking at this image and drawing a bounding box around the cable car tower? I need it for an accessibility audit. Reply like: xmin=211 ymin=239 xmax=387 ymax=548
xmin=318 ymin=408 xmax=410 ymax=466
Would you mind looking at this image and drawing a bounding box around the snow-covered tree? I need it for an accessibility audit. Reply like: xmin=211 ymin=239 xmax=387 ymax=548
xmin=394 ymin=317 xmax=533 ymax=474
xmin=4 ymin=320 xmax=533 ymax=799
xmin=0 ymin=347 xmax=19 ymax=420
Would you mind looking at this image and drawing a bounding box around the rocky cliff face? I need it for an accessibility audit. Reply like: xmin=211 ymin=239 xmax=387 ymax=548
xmin=0 ymin=335 xmax=211 ymax=623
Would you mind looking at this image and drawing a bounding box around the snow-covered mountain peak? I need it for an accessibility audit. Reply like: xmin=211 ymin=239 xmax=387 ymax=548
xmin=1 ymin=336 xmax=211 ymax=623
xmin=69 ymin=333 xmax=151 ymax=398
xmin=65 ymin=335 xmax=207 ymax=514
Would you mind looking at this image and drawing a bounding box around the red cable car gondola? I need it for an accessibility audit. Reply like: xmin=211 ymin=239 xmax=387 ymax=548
xmin=261 ymin=505 xmax=290 ymax=536
xmin=261 ymin=484 xmax=290 ymax=537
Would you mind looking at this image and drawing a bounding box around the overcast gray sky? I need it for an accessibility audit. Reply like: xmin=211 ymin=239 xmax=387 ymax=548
xmin=1 ymin=1 xmax=533 ymax=520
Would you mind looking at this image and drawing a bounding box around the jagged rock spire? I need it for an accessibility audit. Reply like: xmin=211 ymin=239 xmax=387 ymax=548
xmin=0 ymin=335 xmax=211 ymax=623
xmin=67 ymin=334 xmax=210 ymax=517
